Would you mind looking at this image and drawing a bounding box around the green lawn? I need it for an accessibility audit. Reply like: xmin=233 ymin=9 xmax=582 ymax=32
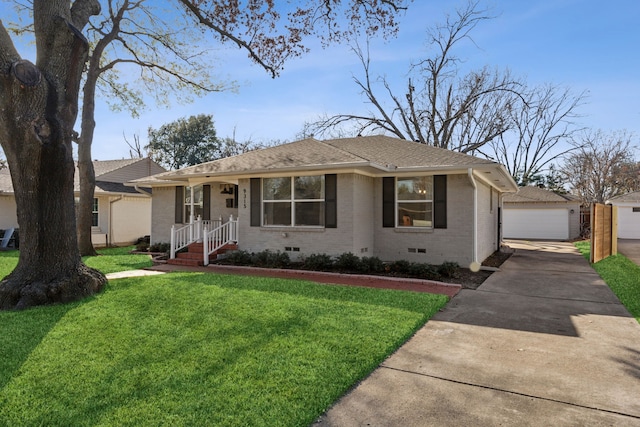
xmin=0 ymin=249 xmax=448 ymax=426
xmin=0 ymin=246 xmax=153 ymax=276
xmin=575 ymin=241 xmax=640 ymax=322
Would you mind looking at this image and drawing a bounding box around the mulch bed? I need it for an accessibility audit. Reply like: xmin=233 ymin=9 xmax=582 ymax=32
xmin=146 ymin=248 xmax=513 ymax=297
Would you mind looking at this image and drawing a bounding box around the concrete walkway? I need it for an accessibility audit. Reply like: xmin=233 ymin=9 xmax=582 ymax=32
xmin=315 ymin=241 xmax=640 ymax=426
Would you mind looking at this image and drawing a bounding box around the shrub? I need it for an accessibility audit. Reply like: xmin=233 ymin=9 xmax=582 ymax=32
xmin=359 ymin=256 xmax=385 ymax=274
xmin=149 ymin=242 xmax=170 ymax=253
xmin=438 ymin=261 xmax=459 ymax=278
xmin=135 ymin=241 xmax=150 ymax=252
xmin=388 ymin=259 xmax=411 ymax=274
xmin=334 ymin=252 xmax=361 ymax=272
xmin=408 ymin=262 xmax=439 ymax=280
xmin=251 ymin=250 xmax=290 ymax=269
xmin=224 ymin=250 xmax=253 ymax=266
xmin=302 ymin=253 xmax=334 ymax=271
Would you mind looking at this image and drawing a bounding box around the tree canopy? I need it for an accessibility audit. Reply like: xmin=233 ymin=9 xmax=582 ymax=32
xmin=147 ymin=114 xmax=221 ymax=170
xmin=562 ymin=130 xmax=639 ymax=204
xmin=0 ymin=0 xmax=410 ymax=309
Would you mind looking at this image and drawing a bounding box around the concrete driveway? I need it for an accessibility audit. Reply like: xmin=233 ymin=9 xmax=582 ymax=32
xmin=618 ymin=239 xmax=640 ymax=266
xmin=315 ymin=240 xmax=640 ymax=426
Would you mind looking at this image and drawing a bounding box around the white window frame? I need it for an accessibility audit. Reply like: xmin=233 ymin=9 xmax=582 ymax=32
xmin=262 ymin=176 xmax=325 ymax=227
xmin=396 ymin=176 xmax=433 ymax=228
xmin=92 ymin=198 xmax=99 ymax=227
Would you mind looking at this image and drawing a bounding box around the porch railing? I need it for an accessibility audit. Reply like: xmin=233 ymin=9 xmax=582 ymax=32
xmin=170 ymin=216 xmax=214 ymax=259
xmin=170 ymin=215 xmax=237 ymax=261
xmin=203 ymin=215 xmax=238 ymax=266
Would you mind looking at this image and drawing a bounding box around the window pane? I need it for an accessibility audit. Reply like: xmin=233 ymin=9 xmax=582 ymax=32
xmin=398 ymin=202 xmax=432 ymax=227
xmin=397 ymin=177 xmax=432 ymax=200
xmin=264 ymin=202 xmax=292 ymax=226
xmin=92 ymin=213 xmax=98 ymax=227
xmin=294 ymin=176 xmax=324 ymax=199
xmin=263 ymin=177 xmax=291 ymax=200
xmin=184 ymin=185 xmax=204 ymax=222
xmin=295 ymin=202 xmax=324 ymax=226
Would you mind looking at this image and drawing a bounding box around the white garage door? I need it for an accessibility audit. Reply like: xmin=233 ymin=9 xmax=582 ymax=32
xmin=617 ymin=207 xmax=640 ymax=239
xmin=503 ymin=208 xmax=569 ymax=240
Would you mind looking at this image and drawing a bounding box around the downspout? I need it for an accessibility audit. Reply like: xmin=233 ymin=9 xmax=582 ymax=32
xmin=467 ymin=168 xmax=478 ymax=269
xmin=108 ymin=195 xmax=123 ymax=246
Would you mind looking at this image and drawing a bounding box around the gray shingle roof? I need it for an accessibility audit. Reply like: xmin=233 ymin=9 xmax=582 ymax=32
xmin=130 ymin=135 xmax=518 ymax=192
xmin=0 ymin=159 xmax=153 ymax=194
xmin=503 ymin=186 xmax=578 ymax=203
xmin=160 ymin=135 xmax=500 ymax=179
xmin=607 ymin=191 xmax=640 ymax=203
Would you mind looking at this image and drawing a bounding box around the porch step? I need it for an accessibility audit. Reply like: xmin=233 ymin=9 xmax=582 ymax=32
xmin=167 ymin=242 xmax=238 ymax=267
xmin=167 ymin=258 xmax=205 ymax=267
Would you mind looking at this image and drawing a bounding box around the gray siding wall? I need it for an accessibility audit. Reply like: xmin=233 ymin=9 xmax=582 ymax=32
xmin=373 ymin=174 xmax=475 ymax=266
xmin=210 ymin=184 xmax=239 ymax=221
xmin=238 ymin=174 xmax=367 ymax=260
xmin=476 ymin=181 xmax=499 ymax=262
xmin=151 ymin=186 xmax=176 ymax=245
xmin=99 ymin=158 xmax=165 ymax=183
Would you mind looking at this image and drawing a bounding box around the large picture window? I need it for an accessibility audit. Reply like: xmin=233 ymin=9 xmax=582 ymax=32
xmin=262 ymin=176 xmax=325 ymax=226
xmin=397 ymin=176 xmax=433 ymax=227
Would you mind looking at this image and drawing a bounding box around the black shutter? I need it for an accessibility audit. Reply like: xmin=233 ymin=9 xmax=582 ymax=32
xmin=175 ymin=186 xmax=184 ymax=223
xmin=234 ymin=185 xmax=239 ymax=208
xmin=250 ymin=178 xmax=261 ymax=227
xmin=202 ymin=185 xmax=211 ymax=220
xmin=325 ymin=174 xmax=337 ymax=228
xmin=383 ymin=177 xmax=395 ymax=228
xmin=433 ymin=175 xmax=447 ymax=229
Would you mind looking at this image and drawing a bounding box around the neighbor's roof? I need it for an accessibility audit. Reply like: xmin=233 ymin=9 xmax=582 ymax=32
xmin=503 ymin=186 xmax=579 ymax=203
xmin=131 ymin=135 xmax=517 ymax=191
xmin=606 ymin=191 xmax=640 ymax=204
xmin=0 ymin=159 xmax=154 ymax=195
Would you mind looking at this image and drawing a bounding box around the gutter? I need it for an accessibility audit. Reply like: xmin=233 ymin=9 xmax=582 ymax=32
xmin=134 ymin=185 xmax=152 ymax=197
xmin=467 ymin=168 xmax=479 ymax=269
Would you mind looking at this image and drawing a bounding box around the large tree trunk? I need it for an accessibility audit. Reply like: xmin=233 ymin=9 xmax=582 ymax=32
xmin=0 ymin=1 xmax=105 ymax=310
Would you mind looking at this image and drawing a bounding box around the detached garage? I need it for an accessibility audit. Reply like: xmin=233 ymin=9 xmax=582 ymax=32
xmin=606 ymin=191 xmax=640 ymax=239
xmin=503 ymin=186 xmax=581 ymax=241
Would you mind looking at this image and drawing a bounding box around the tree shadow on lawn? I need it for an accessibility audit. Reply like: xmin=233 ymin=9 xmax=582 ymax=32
xmin=0 ymin=300 xmax=87 ymax=389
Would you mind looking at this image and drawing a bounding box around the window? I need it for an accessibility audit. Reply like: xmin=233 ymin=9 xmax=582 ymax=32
xmin=92 ymin=198 xmax=99 ymax=227
xmin=262 ymin=176 xmax=325 ymax=226
xmin=184 ymin=185 xmax=203 ymax=221
xmin=397 ymin=176 xmax=433 ymax=227
xmin=633 ymin=207 xmax=640 ymax=213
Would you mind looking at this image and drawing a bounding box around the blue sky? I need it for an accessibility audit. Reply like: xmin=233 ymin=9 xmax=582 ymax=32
xmin=5 ymin=0 xmax=640 ymax=160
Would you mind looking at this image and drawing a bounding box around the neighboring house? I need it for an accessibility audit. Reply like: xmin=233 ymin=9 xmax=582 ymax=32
xmin=502 ymin=186 xmax=581 ymax=241
xmin=131 ymin=135 xmax=518 ymax=267
xmin=0 ymin=158 xmax=166 ymax=247
xmin=606 ymin=191 xmax=640 ymax=239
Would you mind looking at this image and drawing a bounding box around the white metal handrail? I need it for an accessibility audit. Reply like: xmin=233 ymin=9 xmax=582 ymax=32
xmin=170 ymin=216 xmax=207 ymax=259
xmin=203 ymin=215 xmax=238 ymax=265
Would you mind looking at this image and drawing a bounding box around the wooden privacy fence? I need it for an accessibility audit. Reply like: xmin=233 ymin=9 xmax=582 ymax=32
xmin=590 ymin=203 xmax=617 ymax=263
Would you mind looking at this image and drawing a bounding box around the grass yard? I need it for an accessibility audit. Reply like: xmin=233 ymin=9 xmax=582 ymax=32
xmin=0 ymin=250 xmax=449 ymax=426
xmin=574 ymin=241 xmax=640 ymax=322
xmin=0 ymin=246 xmax=153 ymax=277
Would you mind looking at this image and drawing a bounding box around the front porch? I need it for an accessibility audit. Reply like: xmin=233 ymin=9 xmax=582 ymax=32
xmin=168 ymin=215 xmax=238 ymax=267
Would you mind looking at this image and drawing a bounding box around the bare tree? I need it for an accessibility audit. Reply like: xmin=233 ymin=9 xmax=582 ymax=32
xmin=563 ymin=129 xmax=639 ymax=204
xmin=308 ymin=1 xmax=524 ymax=153
xmin=481 ymin=83 xmax=587 ymax=185
xmin=124 ymin=133 xmax=145 ymax=159
xmin=0 ymin=0 xmax=408 ymax=309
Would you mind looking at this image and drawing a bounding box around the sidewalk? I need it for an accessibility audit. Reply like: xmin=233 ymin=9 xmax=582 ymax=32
xmin=315 ymin=241 xmax=640 ymax=426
